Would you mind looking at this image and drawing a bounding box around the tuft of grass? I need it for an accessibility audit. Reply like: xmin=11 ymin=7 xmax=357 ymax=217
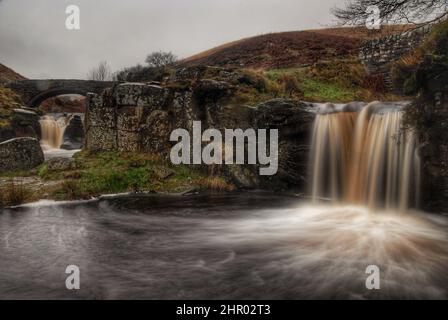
xmin=0 ymin=180 xmax=34 ymax=207
xmin=56 ymin=180 xmax=84 ymax=200
xmin=198 ymin=176 xmax=236 ymax=192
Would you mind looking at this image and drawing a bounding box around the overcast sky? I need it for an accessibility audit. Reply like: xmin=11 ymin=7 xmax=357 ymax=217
xmin=0 ymin=0 xmax=344 ymax=79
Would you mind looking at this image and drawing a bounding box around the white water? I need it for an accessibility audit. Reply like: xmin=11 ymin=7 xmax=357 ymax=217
xmin=39 ymin=114 xmax=80 ymax=159
xmin=309 ymin=101 xmax=421 ymax=211
xmin=1 ymin=194 xmax=447 ymax=299
xmin=39 ymin=115 xmax=67 ymax=149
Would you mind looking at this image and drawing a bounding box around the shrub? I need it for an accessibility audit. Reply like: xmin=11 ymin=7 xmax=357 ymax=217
xmin=145 ymin=51 xmax=178 ymax=68
xmin=392 ymin=20 xmax=448 ymax=94
xmin=308 ymin=59 xmax=366 ymax=88
xmin=279 ymin=74 xmax=303 ymax=97
xmin=238 ymin=70 xmax=269 ymax=92
xmin=391 ymin=52 xmax=423 ymax=95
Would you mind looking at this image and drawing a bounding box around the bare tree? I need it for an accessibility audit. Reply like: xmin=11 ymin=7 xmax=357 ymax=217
xmin=333 ymin=0 xmax=448 ymax=28
xmin=145 ymin=51 xmax=178 ymax=68
xmin=87 ymin=61 xmax=112 ymax=81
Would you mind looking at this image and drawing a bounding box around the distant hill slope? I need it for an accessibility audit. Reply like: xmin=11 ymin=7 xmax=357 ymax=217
xmin=0 ymin=63 xmax=26 ymax=82
xmin=182 ymin=25 xmax=413 ymax=70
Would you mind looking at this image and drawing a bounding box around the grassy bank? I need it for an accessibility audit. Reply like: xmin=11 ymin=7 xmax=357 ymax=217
xmin=228 ymin=58 xmax=406 ymax=106
xmin=0 ymin=150 xmax=235 ymax=207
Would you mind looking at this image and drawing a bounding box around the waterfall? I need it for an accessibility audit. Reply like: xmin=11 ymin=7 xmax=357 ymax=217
xmin=309 ymin=101 xmax=421 ymax=211
xmin=39 ymin=115 xmax=68 ymax=149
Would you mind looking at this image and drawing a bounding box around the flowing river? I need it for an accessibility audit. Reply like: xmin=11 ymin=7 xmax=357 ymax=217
xmin=1 ymin=193 xmax=448 ymax=300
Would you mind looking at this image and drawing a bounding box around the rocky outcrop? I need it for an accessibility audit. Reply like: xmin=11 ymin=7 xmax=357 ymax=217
xmin=253 ymin=99 xmax=315 ymax=191
xmin=0 ymin=137 xmax=44 ymax=172
xmin=85 ymin=83 xmax=174 ymax=153
xmin=46 ymin=157 xmax=76 ymax=171
xmin=61 ymin=115 xmax=84 ymax=150
xmin=418 ymin=74 xmax=448 ymax=213
xmin=0 ymin=108 xmax=41 ymax=143
xmin=11 ymin=108 xmax=41 ymax=139
xmin=85 ymin=79 xmax=315 ymax=192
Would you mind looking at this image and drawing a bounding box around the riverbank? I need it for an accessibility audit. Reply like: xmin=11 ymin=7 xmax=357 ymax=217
xmin=0 ymin=150 xmax=235 ymax=208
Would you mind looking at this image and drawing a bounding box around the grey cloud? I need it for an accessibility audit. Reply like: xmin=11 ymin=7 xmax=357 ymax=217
xmin=0 ymin=0 xmax=345 ymax=79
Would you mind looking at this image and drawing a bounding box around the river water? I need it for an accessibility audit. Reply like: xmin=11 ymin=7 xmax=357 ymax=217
xmin=1 ymin=192 xmax=447 ymax=300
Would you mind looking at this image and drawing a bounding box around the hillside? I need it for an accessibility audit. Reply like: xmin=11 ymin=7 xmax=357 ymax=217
xmin=182 ymin=25 xmax=413 ymax=70
xmin=0 ymin=63 xmax=26 ymax=82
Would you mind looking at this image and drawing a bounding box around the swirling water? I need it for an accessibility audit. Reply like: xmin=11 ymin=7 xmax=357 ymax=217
xmin=1 ymin=193 xmax=447 ymax=300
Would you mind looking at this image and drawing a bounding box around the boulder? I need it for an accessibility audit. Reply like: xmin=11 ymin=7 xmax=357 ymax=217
xmin=63 ymin=115 xmax=84 ymax=148
xmin=12 ymin=109 xmax=42 ymax=139
xmin=46 ymin=157 xmax=76 ymax=171
xmin=0 ymin=137 xmax=44 ymax=172
xmin=60 ymin=141 xmax=84 ymax=151
xmin=1 ymin=108 xmax=42 ymax=142
xmin=252 ymin=99 xmax=315 ymax=191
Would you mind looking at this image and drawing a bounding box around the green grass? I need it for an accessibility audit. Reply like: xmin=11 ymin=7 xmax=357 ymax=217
xmin=265 ymin=67 xmax=357 ymax=102
xmin=25 ymin=150 xmax=234 ymax=201
xmin=298 ymin=75 xmax=357 ymax=101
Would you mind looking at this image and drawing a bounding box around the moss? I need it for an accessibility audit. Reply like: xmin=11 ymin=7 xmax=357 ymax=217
xmin=37 ymin=163 xmax=49 ymax=178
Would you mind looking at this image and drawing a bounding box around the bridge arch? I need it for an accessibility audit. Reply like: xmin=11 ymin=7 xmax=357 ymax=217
xmin=27 ymin=88 xmax=89 ymax=109
xmin=5 ymin=79 xmax=117 ymax=108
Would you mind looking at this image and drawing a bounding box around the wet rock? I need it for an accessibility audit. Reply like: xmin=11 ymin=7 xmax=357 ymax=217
xmin=62 ymin=115 xmax=84 ymax=150
xmin=60 ymin=141 xmax=84 ymax=151
xmin=0 ymin=137 xmax=44 ymax=172
xmin=7 ymin=108 xmax=41 ymax=141
xmin=252 ymin=99 xmax=315 ymax=191
xmin=46 ymin=157 xmax=75 ymax=171
xmin=152 ymin=166 xmax=175 ymax=180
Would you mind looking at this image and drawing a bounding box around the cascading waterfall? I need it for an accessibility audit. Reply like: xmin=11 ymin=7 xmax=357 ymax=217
xmin=39 ymin=115 xmax=68 ymax=149
xmin=309 ymin=101 xmax=421 ymax=211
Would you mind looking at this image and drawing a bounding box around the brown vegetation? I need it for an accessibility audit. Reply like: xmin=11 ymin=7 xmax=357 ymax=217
xmin=181 ymin=26 xmax=414 ymax=70
xmin=0 ymin=63 xmax=26 ymax=82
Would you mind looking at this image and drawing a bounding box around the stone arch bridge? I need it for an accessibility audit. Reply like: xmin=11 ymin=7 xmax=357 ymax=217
xmin=6 ymin=79 xmax=117 ymax=108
